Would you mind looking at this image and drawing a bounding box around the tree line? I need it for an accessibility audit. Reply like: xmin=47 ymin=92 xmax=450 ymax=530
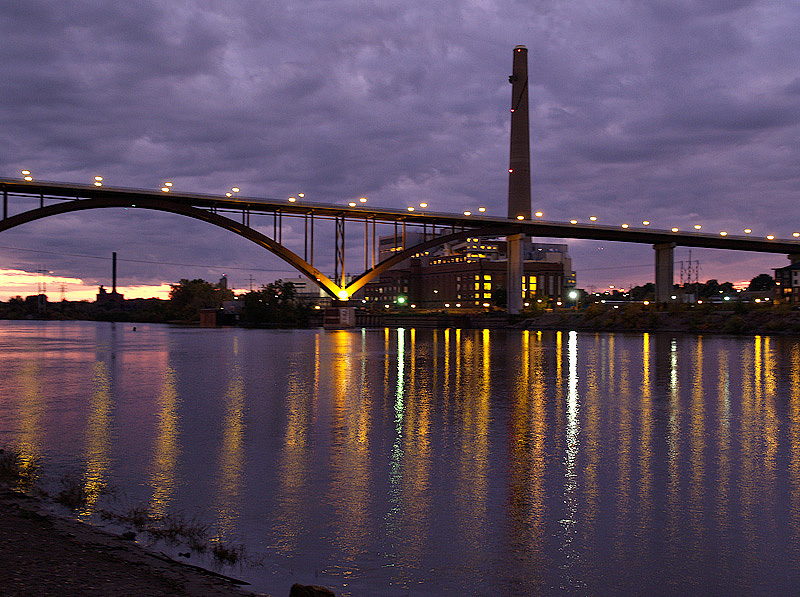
xmin=0 ymin=278 xmax=312 ymax=327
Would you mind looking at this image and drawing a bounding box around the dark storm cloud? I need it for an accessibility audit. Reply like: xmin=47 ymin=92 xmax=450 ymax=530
xmin=1 ymin=0 xmax=798 ymax=293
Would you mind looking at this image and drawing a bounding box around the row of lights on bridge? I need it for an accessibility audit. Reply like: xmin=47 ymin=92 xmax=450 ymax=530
xmin=16 ymin=170 xmax=800 ymax=241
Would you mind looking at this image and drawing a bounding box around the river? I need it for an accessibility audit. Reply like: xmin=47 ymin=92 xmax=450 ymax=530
xmin=1 ymin=320 xmax=799 ymax=595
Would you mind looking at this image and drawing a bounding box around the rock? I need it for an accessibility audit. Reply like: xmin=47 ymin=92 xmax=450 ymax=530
xmin=289 ymin=583 xmax=336 ymax=597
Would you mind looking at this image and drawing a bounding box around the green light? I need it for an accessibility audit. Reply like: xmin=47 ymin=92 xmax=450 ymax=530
xmin=396 ymin=296 xmax=406 ymax=305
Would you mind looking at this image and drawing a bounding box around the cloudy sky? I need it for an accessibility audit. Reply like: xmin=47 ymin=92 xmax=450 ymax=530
xmin=1 ymin=0 xmax=799 ymax=299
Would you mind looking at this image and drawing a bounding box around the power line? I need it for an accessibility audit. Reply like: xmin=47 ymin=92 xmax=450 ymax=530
xmin=0 ymin=244 xmax=297 ymax=274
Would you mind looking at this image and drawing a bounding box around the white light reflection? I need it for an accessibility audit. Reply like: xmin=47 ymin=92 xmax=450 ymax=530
xmin=561 ymin=331 xmax=581 ymax=573
xmin=387 ymin=328 xmax=406 ymax=529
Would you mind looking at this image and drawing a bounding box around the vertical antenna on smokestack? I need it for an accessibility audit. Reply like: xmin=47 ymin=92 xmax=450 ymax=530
xmin=112 ymin=251 xmax=117 ymax=294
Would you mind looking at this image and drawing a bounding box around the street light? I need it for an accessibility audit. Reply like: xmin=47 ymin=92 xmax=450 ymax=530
xmin=568 ymin=289 xmax=579 ymax=310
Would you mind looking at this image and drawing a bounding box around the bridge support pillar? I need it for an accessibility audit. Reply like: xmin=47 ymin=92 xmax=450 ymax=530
xmin=507 ymin=233 xmax=524 ymax=314
xmin=654 ymin=242 xmax=675 ymax=303
xmin=789 ymin=253 xmax=800 ymax=264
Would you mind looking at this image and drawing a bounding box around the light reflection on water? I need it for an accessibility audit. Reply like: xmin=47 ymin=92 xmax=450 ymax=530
xmin=3 ymin=320 xmax=800 ymax=594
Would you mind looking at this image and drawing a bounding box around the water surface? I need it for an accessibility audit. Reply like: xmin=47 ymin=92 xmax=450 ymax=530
xmin=1 ymin=320 xmax=799 ymax=595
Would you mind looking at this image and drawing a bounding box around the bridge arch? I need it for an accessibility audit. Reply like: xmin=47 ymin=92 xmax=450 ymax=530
xmin=0 ymin=196 xmax=505 ymax=300
xmin=0 ymin=196 xmax=346 ymax=297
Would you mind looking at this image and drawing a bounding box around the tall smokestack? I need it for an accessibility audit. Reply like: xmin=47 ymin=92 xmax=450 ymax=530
xmin=112 ymin=251 xmax=117 ymax=294
xmin=508 ymin=45 xmax=531 ymax=219
xmin=506 ymin=45 xmax=531 ymax=315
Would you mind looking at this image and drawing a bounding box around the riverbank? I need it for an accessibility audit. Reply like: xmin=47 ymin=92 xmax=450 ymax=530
xmin=0 ymin=487 xmax=258 ymax=596
xmin=518 ymin=304 xmax=800 ymax=335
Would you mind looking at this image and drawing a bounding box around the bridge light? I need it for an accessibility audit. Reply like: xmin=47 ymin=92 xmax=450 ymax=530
xmin=569 ymin=219 xmax=578 ymax=224
xmin=767 ymin=235 xmax=775 ymax=240
xmin=408 ymin=206 xmax=415 ymax=211
xmin=298 ymin=193 xmax=305 ymax=198
xmin=349 ymin=202 xmax=357 ymax=207
xmin=337 ymin=290 xmax=349 ymax=300
xmin=516 ymin=215 xmax=524 ymax=220
xmin=642 ymin=220 xmax=650 ymax=226
xmin=693 ymin=224 xmax=701 ymax=230
xmin=21 ymin=170 xmax=33 ymax=181
xmin=621 ymin=223 xmax=629 ymax=229
xmin=744 ymin=228 xmax=752 ymax=234
xmin=794 ymin=232 xmax=800 ymax=237
xmin=671 ymin=227 xmax=679 ymax=232
xmin=589 ymin=216 xmax=597 ymax=221
xmin=463 ymin=211 xmax=471 ymax=216
xmin=94 ymin=176 xmax=103 ymax=187
xmin=359 ymin=196 xmax=366 ymax=203
xmin=534 ymin=211 xmax=543 ymax=217
xmin=161 ymin=186 xmax=170 ymax=192
xmin=478 ymin=207 xmax=486 ymax=212
xmin=720 ymin=231 xmax=728 ymax=236
xmin=231 ymin=187 xmax=240 ymax=193
xmin=288 ymin=196 xmax=296 ymax=202
xmin=419 ymin=202 xmax=428 ymax=208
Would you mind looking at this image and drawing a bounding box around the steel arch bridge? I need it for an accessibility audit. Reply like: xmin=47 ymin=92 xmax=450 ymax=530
xmin=3 ymin=179 xmax=800 ymax=301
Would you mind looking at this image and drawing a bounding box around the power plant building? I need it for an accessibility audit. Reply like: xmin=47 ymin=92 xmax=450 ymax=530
xmin=355 ymin=234 xmax=573 ymax=308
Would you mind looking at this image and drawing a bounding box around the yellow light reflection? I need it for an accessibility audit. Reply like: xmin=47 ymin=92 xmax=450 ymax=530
xmin=15 ymin=360 xmax=44 ymax=488
xmin=791 ymin=343 xmax=800 ymax=540
xmin=82 ymin=361 xmax=113 ymax=515
xmin=689 ymin=338 xmax=705 ymax=539
xmin=148 ymin=366 xmax=181 ymax=517
xmin=213 ymin=339 xmax=246 ymax=539
xmin=330 ymin=330 xmax=372 ymax=561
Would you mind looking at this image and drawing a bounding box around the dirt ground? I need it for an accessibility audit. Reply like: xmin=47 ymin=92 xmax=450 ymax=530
xmin=0 ymin=488 xmax=261 ymax=596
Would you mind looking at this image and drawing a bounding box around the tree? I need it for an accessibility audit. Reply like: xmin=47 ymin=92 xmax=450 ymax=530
xmin=240 ymin=280 xmax=310 ymax=327
xmin=168 ymin=278 xmax=233 ymax=321
xmin=747 ymin=273 xmax=775 ymax=292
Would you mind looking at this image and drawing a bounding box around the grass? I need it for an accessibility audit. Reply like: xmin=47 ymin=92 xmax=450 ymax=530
xmin=1 ymin=447 xmax=249 ymax=567
xmin=0 ymin=446 xmax=39 ymax=490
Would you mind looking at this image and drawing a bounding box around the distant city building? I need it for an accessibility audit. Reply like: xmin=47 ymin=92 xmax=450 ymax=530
xmin=774 ymin=262 xmax=800 ymax=303
xmin=280 ymin=276 xmax=333 ymax=307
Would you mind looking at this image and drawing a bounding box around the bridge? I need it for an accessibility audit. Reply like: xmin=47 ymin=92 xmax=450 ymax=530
xmin=2 ymin=178 xmax=799 ymax=305
xmin=4 ymin=46 xmax=799 ymax=309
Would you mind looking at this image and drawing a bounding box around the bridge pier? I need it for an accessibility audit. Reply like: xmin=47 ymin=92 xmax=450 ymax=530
xmin=653 ymin=242 xmax=675 ymax=303
xmin=507 ymin=233 xmax=524 ymax=314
